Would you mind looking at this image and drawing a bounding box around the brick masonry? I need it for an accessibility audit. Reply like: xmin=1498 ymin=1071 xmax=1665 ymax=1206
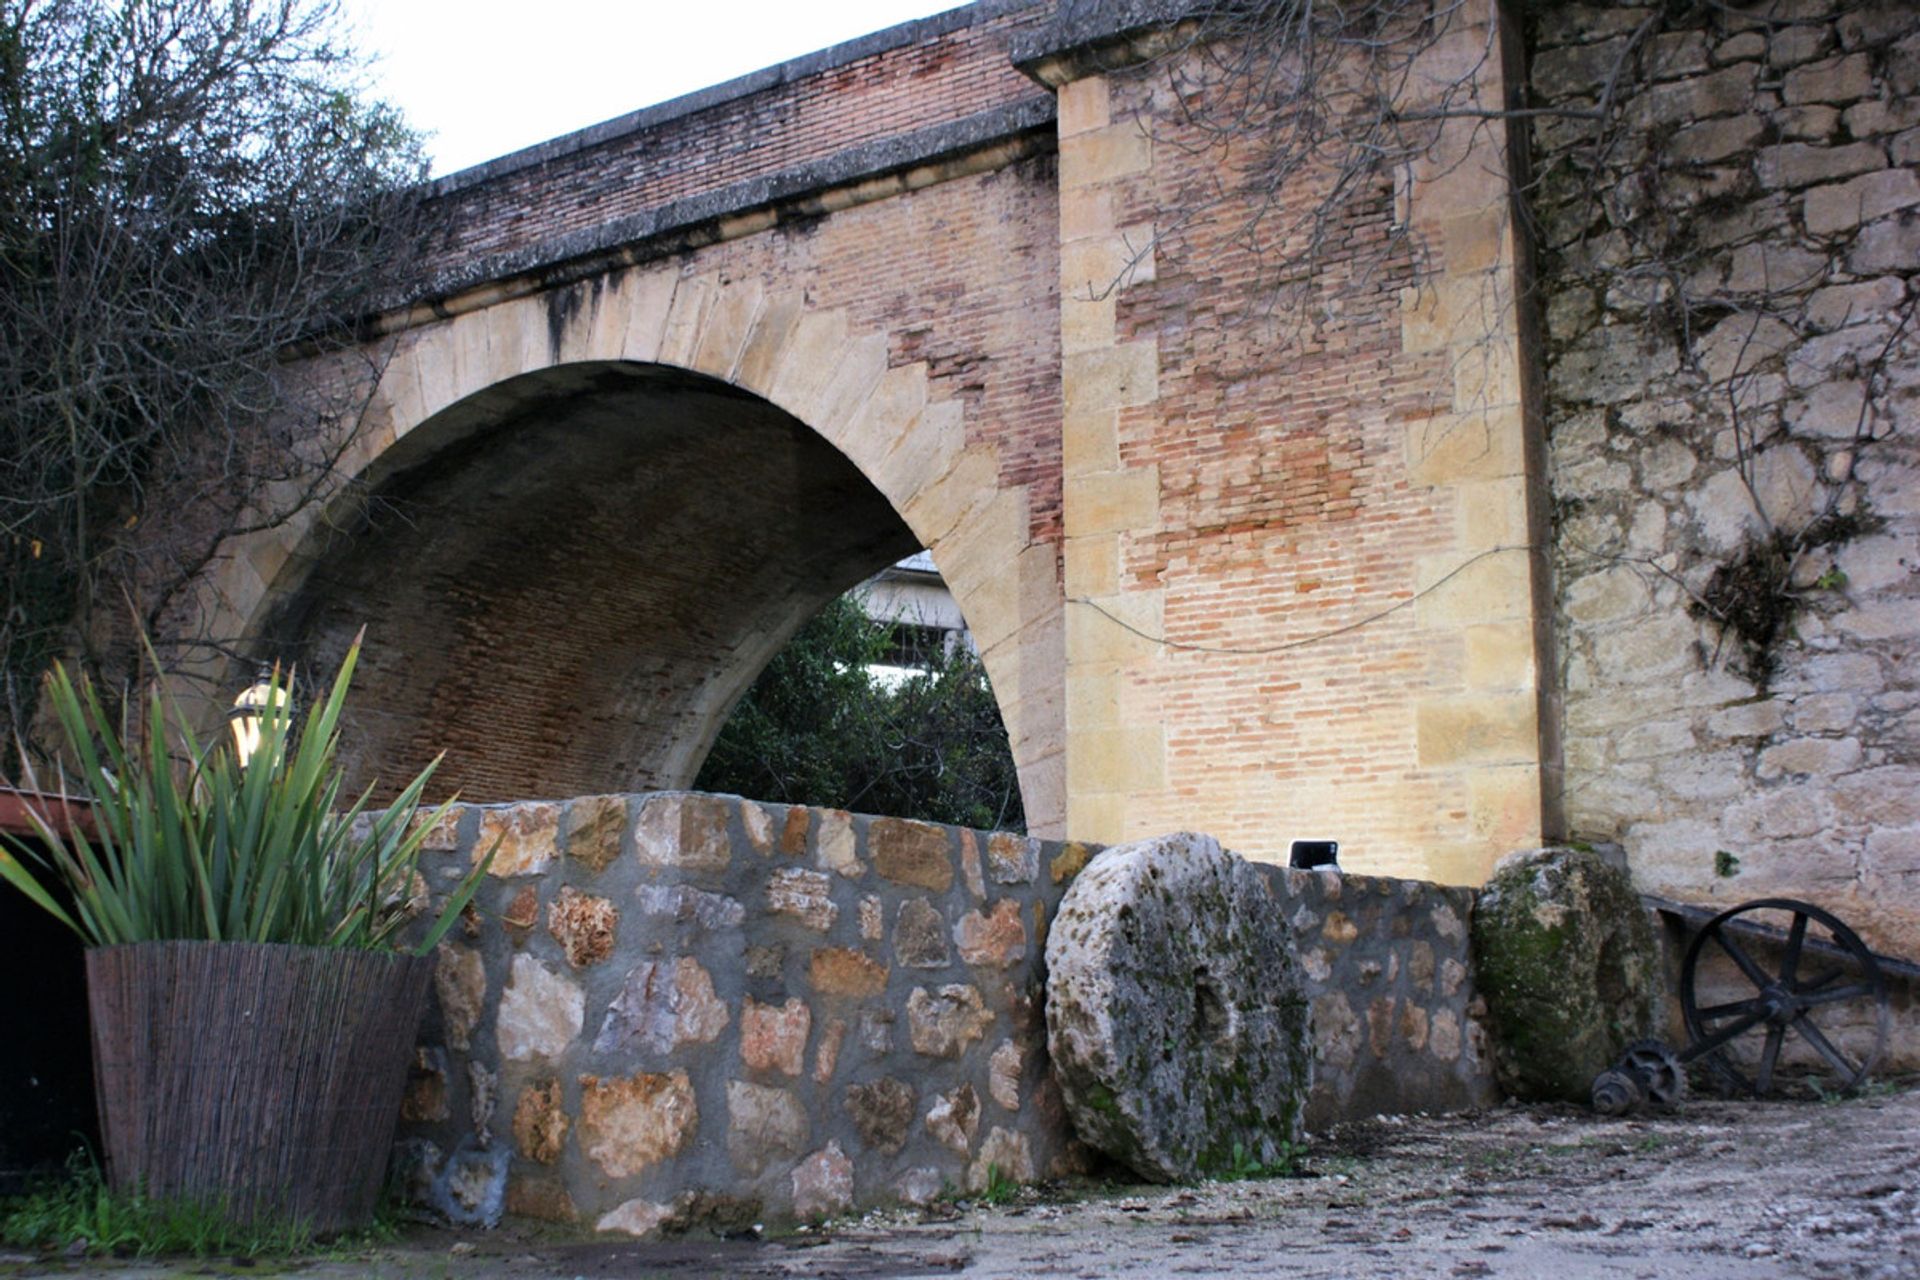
xmin=392 ymin=792 xmax=1494 ymax=1232
xmin=159 ymin=0 xmax=1918 ymax=966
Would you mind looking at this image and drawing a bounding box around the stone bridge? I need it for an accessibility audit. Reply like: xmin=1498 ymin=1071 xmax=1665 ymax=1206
xmin=179 ymin=0 xmax=1547 ymax=888
xmin=168 ymin=0 xmax=1920 ymax=955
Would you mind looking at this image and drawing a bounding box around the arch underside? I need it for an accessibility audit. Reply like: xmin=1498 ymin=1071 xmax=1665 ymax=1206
xmin=264 ymin=361 xmax=922 ymax=802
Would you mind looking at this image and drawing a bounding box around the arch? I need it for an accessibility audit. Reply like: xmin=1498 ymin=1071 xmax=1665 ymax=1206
xmin=193 ymin=266 xmax=1065 ymax=833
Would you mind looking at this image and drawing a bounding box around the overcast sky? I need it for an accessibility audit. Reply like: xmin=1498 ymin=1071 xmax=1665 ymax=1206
xmin=346 ymin=1 xmax=963 ymax=177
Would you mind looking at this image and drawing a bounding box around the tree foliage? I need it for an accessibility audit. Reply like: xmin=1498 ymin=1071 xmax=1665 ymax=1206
xmin=695 ymin=593 xmax=1026 ymax=834
xmin=0 ymin=0 xmax=426 ymax=754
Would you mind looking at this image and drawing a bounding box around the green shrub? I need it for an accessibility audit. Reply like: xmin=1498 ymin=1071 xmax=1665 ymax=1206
xmin=0 ymin=637 xmax=485 ymax=953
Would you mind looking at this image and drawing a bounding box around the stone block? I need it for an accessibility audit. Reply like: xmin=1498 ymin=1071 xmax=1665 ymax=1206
xmin=511 ymin=1079 xmax=569 ymax=1164
xmin=655 ymin=273 xmax=713 ymax=368
xmin=1806 ymin=277 xmax=1907 ymax=330
xmin=1406 ymin=413 xmax=1524 ymax=485
xmin=727 ymin=1081 xmax=808 ymax=1175
xmin=1805 ymin=168 xmax=1920 ymax=235
xmin=811 ymin=947 xmax=890 ymax=999
xmin=1062 ymin=342 xmax=1157 ymax=416
xmin=1787 ymin=380 xmax=1868 ymax=439
xmin=689 ymin=277 xmax=762 ymax=380
xmin=1783 ymin=52 xmax=1874 ymax=104
xmin=845 ymin=1078 xmax=915 ymax=1154
xmin=578 ymin=1071 xmax=697 ymax=1178
xmin=562 ymin=795 xmax=625 ymax=873
xmin=925 ymin=1082 xmax=980 ymax=1154
xmin=401 ymin=1048 xmax=448 ymax=1123
xmin=810 ymin=807 xmax=859 ymax=877
xmin=593 ymin=956 xmax=728 ymax=1054
xmin=1464 ymin=621 xmax=1540 ymax=689
xmin=433 ymin=943 xmax=486 ymax=1052
xmin=632 ymin=793 xmax=734 ymax=876
xmin=988 ymin=1040 xmax=1024 ymax=1112
xmin=740 ymin=997 xmax=810 ymax=1078
xmin=1415 ymin=695 xmax=1540 ymax=767
xmin=1848 ymin=213 xmax=1920 ymax=275
xmin=907 ymin=984 xmax=994 ymax=1057
xmin=955 ymin=899 xmax=1027 ymax=969
xmin=475 ymin=803 xmax=560 ymax=877
xmin=1756 ymin=735 xmax=1864 ymax=779
xmin=1757 ymin=141 xmax=1885 ymax=190
xmin=791 ymin=1143 xmax=855 ymax=1220
xmin=616 ymin=270 xmax=680 ymax=366
xmin=766 ymin=867 xmax=838 ymax=932
xmin=987 ymin=833 xmax=1041 ymax=885
xmin=545 ymin=886 xmax=618 ymax=968
xmin=968 ymin=1128 xmax=1035 ymax=1193
xmin=596 ymin=1198 xmax=675 ymax=1239
xmin=1065 ymin=725 xmax=1166 ymax=794
xmin=1058 ymin=76 xmax=1111 ymax=138
xmin=870 ymin=817 xmax=954 ymax=892
xmin=634 ymin=883 xmax=746 ymax=931
xmin=1059 ymin=122 xmax=1151 ymax=189
xmin=1414 ymin=547 xmax=1534 ymax=629
xmin=894 ymin=898 xmax=951 ymax=969
xmin=497 ymin=955 xmax=584 ymax=1062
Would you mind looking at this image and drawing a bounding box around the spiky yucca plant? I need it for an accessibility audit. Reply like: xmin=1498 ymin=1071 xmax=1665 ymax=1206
xmin=0 ymin=639 xmax=486 ymax=953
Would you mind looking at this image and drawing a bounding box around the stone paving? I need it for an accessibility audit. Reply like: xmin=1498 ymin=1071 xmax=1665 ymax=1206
xmin=9 ymin=1081 xmax=1916 ymax=1278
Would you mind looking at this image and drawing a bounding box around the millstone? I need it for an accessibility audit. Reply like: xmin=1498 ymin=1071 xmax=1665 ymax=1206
xmin=1470 ymin=846 xmax=1659 ymax=1102
xmin=1044 ymin=832 xmax=1310 ymax=1182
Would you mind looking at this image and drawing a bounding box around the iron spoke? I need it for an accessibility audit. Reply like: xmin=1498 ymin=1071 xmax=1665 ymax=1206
xmin=1800 ymin=983 xmax=1874 ymax=1008
xmin=1688 ymin=1010 xmax=1764 ymax=1058
xmin=1715 ymin=931 xmax=1773 ymax=990
xmin=1780 ymin=912 xmax=1809 ymax=985
xmin=1792 ymin=1014 xmax=1861 ymax=1083
xmin=1757 ymin=1024 xmax=1784 ymax=1095
xmin=1696 ymin=997 xmax=1763 ymax=1019
xmin=1797 ymin=968 xmax=1845 ymax=993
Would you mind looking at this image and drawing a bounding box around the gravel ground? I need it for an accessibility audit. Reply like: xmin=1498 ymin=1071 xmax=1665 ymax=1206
xmin=7 ymin=1081 xmax=1918 ymax=1279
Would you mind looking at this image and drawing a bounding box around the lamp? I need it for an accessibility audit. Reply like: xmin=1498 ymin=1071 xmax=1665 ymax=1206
xmin=228 ymin=666 xmax=290 ymax=768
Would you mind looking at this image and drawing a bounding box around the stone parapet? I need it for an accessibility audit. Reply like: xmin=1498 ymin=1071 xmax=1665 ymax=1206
xmin=396 ymin=792 xmax=1091 ymax=1233
xmin=392 ymin=794 xmax=1498 ymax=1232
xmin=1253 ymin=865 xmax=1500 ymax=1129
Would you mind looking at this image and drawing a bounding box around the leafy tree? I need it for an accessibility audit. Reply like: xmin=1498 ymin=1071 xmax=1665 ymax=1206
xmin=0 ymin=0 xmax=426 ymax=755
xmin=696 ymin=592 xmax=1026 ymax=833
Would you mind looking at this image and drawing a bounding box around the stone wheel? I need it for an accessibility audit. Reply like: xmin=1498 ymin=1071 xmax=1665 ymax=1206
xmin=1044 ymin=833 xmax=1310 ymax=1183
xmin=1680 ymin=897 xmax=1889 ymax=1097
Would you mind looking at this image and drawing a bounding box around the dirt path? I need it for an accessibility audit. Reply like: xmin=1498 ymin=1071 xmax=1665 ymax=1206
xmin=9 ymin=1084 xmax=1918 ymax=1279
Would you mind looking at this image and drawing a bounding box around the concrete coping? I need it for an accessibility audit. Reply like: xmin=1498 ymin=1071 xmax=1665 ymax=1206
xmin=399 ymin=98 xmax=1058 ymax=318
xmin=426 ymin=0 xmax=1047 ymax=198
xmin=1011 ymin=0 xmax=1206 ymax=85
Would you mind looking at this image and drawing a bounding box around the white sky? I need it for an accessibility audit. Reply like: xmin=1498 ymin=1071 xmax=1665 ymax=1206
xmin=346 ymin=1 xmax=965 ymax=177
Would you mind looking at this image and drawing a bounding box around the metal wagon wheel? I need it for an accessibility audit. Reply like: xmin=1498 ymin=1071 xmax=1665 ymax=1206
xmin=1680 ymin=897 xmax=1889 ymax=1096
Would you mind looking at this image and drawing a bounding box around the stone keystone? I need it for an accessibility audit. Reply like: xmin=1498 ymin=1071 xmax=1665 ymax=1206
xmin=1044 ymin=832 xmax=1311 ymax=1183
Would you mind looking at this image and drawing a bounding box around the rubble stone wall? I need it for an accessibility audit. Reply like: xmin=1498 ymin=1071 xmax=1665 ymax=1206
xmin=1531 ymin=1 xmax=1920 ymax=963
xmin=1252 ymin=866 xmax=1500 ymax=1129
xmin=392 ymin=793 xmax=1496 ymax=1232
xmin=395 ymin=792 xmax=1088 ymax=1233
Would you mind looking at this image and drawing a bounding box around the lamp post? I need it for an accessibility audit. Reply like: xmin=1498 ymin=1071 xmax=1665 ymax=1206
xmin=228 ymin=667 xmax=290 ymax=768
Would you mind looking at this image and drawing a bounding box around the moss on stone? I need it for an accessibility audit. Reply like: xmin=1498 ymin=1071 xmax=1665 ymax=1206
xmin=1470 ymin=847 xmax=1659 ymax=1102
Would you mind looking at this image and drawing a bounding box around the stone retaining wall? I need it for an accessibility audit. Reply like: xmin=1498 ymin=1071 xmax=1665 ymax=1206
xmin=1533 ymin=0 xmax=1920 ymax=967
xmin=391 ymin=793 xmax=1496 ymax=1233
xmin=1253 ymin=866 xmax=1500 ymax=1129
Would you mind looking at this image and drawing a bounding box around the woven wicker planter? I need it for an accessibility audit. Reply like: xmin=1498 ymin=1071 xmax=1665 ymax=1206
xmin=85 ymin=941 xmax=432 ymax=1234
